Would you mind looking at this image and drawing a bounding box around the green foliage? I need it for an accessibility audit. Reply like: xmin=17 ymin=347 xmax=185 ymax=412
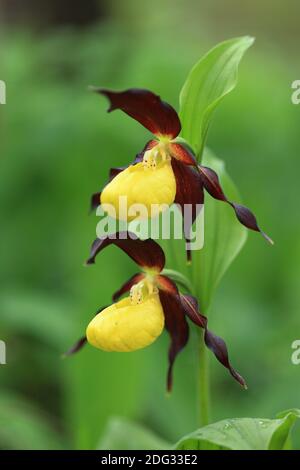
xmin=191 ymin=150 xmax=247 ymax=310
xmin=175 ymin=409 xmax=300 ymax=450
xmin=0 ymin=290 xmax=75 ymax=348
xmin=98 ymin=417 xmax=171 ymax=450
xmin=180 ymin=36 xmax=254 ymax=158
xmin=178 ymin=37 xmax=252 ymax=309
xmin=0 ymin=391 xmax=65 ymax=449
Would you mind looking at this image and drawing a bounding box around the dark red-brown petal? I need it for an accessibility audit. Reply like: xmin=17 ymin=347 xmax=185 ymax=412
xmin=109 ymin=166 xmax=126 ymax=180
xmin=112 ymin=273 xmax=145 ymax=302
xmin=95 ymin=88 xmax=181 ymax=138
xmin=179 ymin=294 xmax=207 ymax=328
xmin=170 ymin=142 xmax=197 ymax=166
xmin=63 ymin=306 xmax=107 ymax=357
xmin=199 ymin=165 xmax=273 ymax=245
xmin=86 ymin=232 xmax=165 ymax=272
xmin=171 ymin=159 xmax=204 ymax=262
xmin=180 ymin=294 xmax=247 ymax=389
xmin=63 ymin=336 xmax=87 ymax=357
xmin=156 ymin=274 xmax=179 ymax=294
xmin=229 ymin=203 xmax=274 ymax=245
xmin=204 ymin=329 xmax=247 ymax=389
xmin=90 ymin=191 xmax=101 ymax=212
xmin=158 ymin=279 xmax=189 ymax=392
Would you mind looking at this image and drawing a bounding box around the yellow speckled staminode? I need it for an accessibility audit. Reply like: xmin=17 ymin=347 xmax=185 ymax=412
xmin=86 ymin=294 xmax=165 ymax=352
xmin=100 ymin=162 xmax=176 ymax=220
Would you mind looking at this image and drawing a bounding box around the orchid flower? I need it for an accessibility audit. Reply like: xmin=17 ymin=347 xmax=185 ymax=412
xmin=65 ymin=233 xmax=246 ymax=391
xmin=91 ymin=88 xmax=273 ymax=261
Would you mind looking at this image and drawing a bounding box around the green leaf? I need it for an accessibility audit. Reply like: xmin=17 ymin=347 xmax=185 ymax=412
xmin=179 ymin=36 xmax=254 ymax=157
xmin=98 ymin=417 xmax=171 ymax=450
xmin=191 ymin=149 xmax=247 ymax=310
xmin=175 ymin=409 xmax=300 ymax=450
xmin=0 ymin=289 xmax=76 ymax=349
xmin=0 ymin=390 xmax=65 ymax=449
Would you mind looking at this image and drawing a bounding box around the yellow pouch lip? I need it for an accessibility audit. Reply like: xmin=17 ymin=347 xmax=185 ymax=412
xmin=86 ymin=294 xmax=164 ymax=352
xmin=100 ymin=161 xmax=176 ymax=221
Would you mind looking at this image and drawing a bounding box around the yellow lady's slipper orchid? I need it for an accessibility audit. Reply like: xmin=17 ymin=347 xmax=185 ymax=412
xmin=65 ymin=233 xmax=247 ymax=391
xmin=65 ymin=83 xmax=272 ymax=393
xmin=90 ymin=87 xmax=272 ymax=260
xmin=101 ymin=154 xmax=176 ymax=220
xmin=86 ymin=280 xmax=164 ymax=352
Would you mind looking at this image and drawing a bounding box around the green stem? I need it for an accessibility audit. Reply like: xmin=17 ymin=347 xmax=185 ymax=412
xmin=197 ymin=329 xmax=211 ymax=427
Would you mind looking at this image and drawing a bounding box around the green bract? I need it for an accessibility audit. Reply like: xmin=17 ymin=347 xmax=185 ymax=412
xmin=192 ymin=149 xmax=247 ymax=310
xmin=180 ymin=36 xmax=254 ymax=158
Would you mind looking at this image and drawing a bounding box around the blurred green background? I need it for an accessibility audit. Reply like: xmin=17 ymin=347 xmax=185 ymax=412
xmin=0 ymin=0 xmax=300 ymax=450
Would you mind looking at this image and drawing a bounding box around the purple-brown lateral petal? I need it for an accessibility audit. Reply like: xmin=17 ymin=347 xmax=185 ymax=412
xmin=112 ymin=273 xmax=145 ymax=302
xmin=86 ymin=232 xmax=166 ymax=272
xmin=179 ymin=294 xmax=207 ymax=328
xmin=96 ymin=88 xmax=181 ymax=138
xmin=156 ymin=274 xmax=179 ymax=294
xmin=180 ymin=294 xmax=247 ymax=389
xmin=109 ymin=166 xmax=126 ymax=180
xmin=229 ymin=203 xmax=274 ymax=245
xmin=63 ymin=336 xmax=87 ymax=357
xmin=170 ymin=142 xmax=197 ymax=166
xmin=204 ymin=329 xmax=247 ymax=389
xmin=90 ymin=191 xmax=101 ymax=212
xmin=198 ymin=166 xmax=226 ymax=201
xmin=63 ymin=306 xmax=107 ymax=357
xmin=199 ymin=165 xmax=273 ymax=244
xmin=158 ymin=280 xmax=189 ymax=392
xmin=172 ymin=159 xmax=204 ymax=262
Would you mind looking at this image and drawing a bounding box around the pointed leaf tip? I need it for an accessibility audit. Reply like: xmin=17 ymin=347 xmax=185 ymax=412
xmin=180 ymin=36 xmax=254 ymax=156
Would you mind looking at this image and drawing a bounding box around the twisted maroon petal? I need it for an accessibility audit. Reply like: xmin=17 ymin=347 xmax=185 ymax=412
xmin=112 ymin=273 xmax=145 ymax=302
xmin=199 ymin=165 xmax=273 ymax=245
xmin=180 ymin=294 xmax=247 ymax=389
xmin=95 ymin=88 xmax=181 ymax=138
xmin=63 ymin=306 xmax=107 ymax=357
xmin=86 ymin=232 xmax=165 ymax=272
xmin=229 ymin=203 xmax=274 ymax=245
xmin=170 ymin=142 xmax=197 ymax=166
xmin=156 ymin=274 xmax=179 ymax=294
xmin=90 ymin=191 xmax=101 ymax=212
xmin=172 ymin=159 xmax=204 ymax=262
xmin=158 ymin=278 xmax=189 ymax=392
xmin=63 ymin=336 xmax=87 ymax=357
xmin=109 ymin=166 xmax=126 ymax=180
